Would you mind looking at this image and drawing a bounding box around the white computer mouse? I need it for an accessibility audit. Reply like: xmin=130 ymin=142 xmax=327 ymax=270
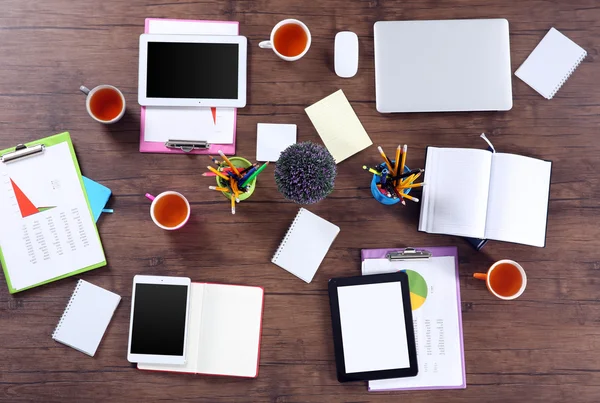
xmin=334 ymin=31 xmax=359 ymax=78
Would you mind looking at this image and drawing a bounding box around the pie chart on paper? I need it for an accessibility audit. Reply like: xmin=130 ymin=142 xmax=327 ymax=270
xmin=405 ymin=270 xmax=428 ymax=310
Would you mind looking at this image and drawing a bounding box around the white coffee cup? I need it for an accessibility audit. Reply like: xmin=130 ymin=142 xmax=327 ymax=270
xmin=80 ymin=85 xmax=126 ymax=124
xmin=259 ymin=19 xmax=311 ymax=62
xmin=145 ymin=192 xmax=191 ymax=231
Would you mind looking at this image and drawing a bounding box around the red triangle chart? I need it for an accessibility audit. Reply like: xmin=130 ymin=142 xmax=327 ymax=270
xmin=211 ymin=107 xmax=217 ymax=125
xmin=10 ymin=179 xmax=55 ymax=218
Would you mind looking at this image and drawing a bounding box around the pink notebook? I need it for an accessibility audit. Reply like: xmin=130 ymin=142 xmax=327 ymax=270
xmin=139 ymin=18 xmax=238 ymax=155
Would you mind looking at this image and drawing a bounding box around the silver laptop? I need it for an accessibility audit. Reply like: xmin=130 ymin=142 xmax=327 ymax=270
xmin=374 ymin=19 xmax=513 ymax=113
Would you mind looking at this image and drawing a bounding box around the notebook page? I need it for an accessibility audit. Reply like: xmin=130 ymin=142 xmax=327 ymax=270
xmin=515 ymin=28 xmax=586 ymax=99
xmin=137 ymin=283 xmax=205 ymax=373
xmin=305 ymin=90 xmax=372 ymax=163
xmin=485 ymin=153 xmax=551 ymax=247
xmin=338 ymin=282 xmax=410 ymax=373
xmin=272 ymin=208 xmax=340 ymax=283
xmin=53 ymin=280 xmax=120 ymax=356
xmin=143 ymin=20 xmax=237 ymax=144
xmin=419 ymin=147 xmax=492 ymax=238
xmin=196 ymin=284 xmax=263 ymax=377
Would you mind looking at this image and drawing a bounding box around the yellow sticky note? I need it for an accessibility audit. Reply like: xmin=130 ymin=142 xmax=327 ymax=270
xmin=305 ymin=89 xmax=373 ymax=163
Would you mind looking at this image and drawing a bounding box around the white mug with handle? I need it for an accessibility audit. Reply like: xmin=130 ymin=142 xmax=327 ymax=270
xmin=259 ymin=19 xmax=311 ymax=62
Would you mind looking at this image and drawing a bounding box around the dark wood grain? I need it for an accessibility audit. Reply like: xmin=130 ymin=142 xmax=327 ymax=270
xmin=1 ymin=0 xmax=599 ymax=401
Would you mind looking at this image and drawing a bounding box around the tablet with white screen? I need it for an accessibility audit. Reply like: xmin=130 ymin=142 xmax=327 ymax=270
xmin=127 ymin=275 xmax=191 ymax=364
xmin=138 ymin=34 xmax=247 ymax=108
xmin=328 ymin=272 xmax=418 ymax=382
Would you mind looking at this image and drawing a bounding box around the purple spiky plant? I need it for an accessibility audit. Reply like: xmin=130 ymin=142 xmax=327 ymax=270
xmin=274 ymin=142 xmax=337 ymax=204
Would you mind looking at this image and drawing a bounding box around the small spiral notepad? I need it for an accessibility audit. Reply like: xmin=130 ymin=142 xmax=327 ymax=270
xmin=515 ymin=27 xmax=586 ymax=100
xmin=272 ymin=208 xmax=340 ymax=283
xmin=52 ymin=280 xmax=121 ymax=356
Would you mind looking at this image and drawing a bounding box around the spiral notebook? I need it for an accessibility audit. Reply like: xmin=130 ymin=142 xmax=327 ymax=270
xmin=515 ymin=27 xmax=586 ymax=99
xmin=272 ymin=208 xmax=340 ymax=283
xmin=52 ymin=280 xmax=121 ymax=356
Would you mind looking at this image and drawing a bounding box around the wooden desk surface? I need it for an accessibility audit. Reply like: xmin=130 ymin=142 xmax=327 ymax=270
xmin=1 ymin=0 xmax=599 ymax=402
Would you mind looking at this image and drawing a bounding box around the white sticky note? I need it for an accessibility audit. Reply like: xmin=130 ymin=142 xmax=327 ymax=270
xmin=256 ymin=123 xmax=297 ymax=162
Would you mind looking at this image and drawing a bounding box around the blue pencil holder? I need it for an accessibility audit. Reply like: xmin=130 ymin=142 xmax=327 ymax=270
xmin=370 ymin=163 xmax=411 ymax=205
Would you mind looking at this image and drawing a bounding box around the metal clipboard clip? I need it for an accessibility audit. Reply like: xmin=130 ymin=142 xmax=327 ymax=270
xmin=1 ymin=144 xmax=45 ymax=163
xmin=165 ymin=140 xmax=210 ymax=153
xmin=386 ymin=247 xmax=432 ymax=261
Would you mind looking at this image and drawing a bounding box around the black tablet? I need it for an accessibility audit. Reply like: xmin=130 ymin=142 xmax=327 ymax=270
xmin=328 ymin=272 xmax=418 ymax=382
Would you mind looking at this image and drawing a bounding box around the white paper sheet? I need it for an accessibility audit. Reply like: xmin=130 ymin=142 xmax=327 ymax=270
xmin=143 ymin=20 xmax=237 ymax=144
xmin=363 ymin=256 xmax=464 ymax=390
xmin=419 ymin=147 xmax=493 ymax=238
xmin=485 ymin=153 xmax=552 ymax=247
xmin=0 ymin=142 xmax=105 ymax=291
xmin=256 ymin=123 xmax=297 ymax=162
xmin=338 ymin=282 xmax=410 ymax=373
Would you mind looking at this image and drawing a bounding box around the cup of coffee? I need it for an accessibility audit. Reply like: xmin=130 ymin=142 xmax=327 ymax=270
xmin=80 ymin=85 xmax=126 ymax=124
xmin=473 ymin=260 xmax=527 ymax=300
xmin=145 ymin=192 xmax=190 ymax=231
xmin=259 ymin=19 xmax=311 ymax=61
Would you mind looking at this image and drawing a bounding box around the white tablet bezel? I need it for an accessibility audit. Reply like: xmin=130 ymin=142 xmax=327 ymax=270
xmin=127 ymin=275 xmax=191 ymax=364
xmin=138 ymin=34 xmax=247 ymax=108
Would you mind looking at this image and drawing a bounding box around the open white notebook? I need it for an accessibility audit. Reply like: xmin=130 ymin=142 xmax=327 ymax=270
xmin=272 ymin=208 xmax=340 ymax=283
xmin=419 ymin=147 xmax=552 ymax=247
xmin=52 ymin=280 xmax=121 ymax=356
xmin=138 ymin=283 xmax=264 ymax=378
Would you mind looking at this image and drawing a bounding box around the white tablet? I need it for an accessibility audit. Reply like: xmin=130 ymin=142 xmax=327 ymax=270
xmin=127 ymin=275 xmax=191 ymax=364
xmin=138 ymin=34 xmax=247 ymax=108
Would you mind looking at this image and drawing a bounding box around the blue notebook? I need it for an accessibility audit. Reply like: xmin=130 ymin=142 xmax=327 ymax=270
xmin=82 ymin=177 xmax=111 ymax=222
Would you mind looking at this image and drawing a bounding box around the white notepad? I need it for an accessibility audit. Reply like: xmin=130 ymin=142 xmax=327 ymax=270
xmin=272 ymin=208 xmax=340 ymax=283
xmin=52 ymin=280 xmax=121 ymax=356
xmin=305 ymin=90 xmax=372 ymax=163
xmin=515 ymin=27 xmax=586 ymax=99
xmin=256 ymin=123 xmax=297 ymax=162
xmin=138 ymin=283 xmax=264 ymax=378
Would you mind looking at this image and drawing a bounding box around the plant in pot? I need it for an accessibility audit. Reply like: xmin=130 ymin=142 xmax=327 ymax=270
xmin=274 ymin=142 xmax=337 ymax=204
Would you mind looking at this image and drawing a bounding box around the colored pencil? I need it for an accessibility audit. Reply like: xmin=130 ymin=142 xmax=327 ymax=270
xmin=399 ymin=182 xmax=425 ymax=189
xmin=241 ymin=162 xmax=269 ymax=187
xmin=202 ymin=172 xmax=217 ymax=177
xmin=209 ymin=186 xmax=229 ymax=192
xmin=219 ymin=150 xmax=240 ymax=176
xmin=231 ymin=192 xmax=236 ymax=215
xmin=208 ymin=155 xmax=221 ymax=166
xmin=377 ymin=146 xmax=394 ymax=172
xmin=230 ymin=178 xmax=241 ymax=202
xmin=400 ymin=192 xmax=419 ymax=203
xmin=400 ymin=144 xmax=408 ymax=179
xmin=239 ymin=163 xmax=258 ymax=175
xmin=393 ymin=145 xmax=402 ymax=176
xmin=362 ymin=165 xmax=382 ymax=176
xmin=399 ymin=171 xmax=423 ymax=187
xmin=207 ymin=166 xmax=229 ymax=180
xmin=393 ymin=168 xmax=423 ymax=180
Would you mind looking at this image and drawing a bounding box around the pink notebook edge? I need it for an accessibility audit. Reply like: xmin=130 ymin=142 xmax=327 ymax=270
xmin=136 ymin=281 xmax=264 ymax=378
xmin=139 ymin=18 xmax=239 ymax=155
xmin=361 ymin=246 xmax=466 ymax=391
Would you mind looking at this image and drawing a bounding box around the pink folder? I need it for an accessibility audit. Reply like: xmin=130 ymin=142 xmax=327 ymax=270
xmin=139 ymin=18 xmax=238 ymax=155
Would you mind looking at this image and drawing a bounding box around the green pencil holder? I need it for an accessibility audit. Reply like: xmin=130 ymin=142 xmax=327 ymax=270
xmin=216 ymin=157 xmax=257 ymax=201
